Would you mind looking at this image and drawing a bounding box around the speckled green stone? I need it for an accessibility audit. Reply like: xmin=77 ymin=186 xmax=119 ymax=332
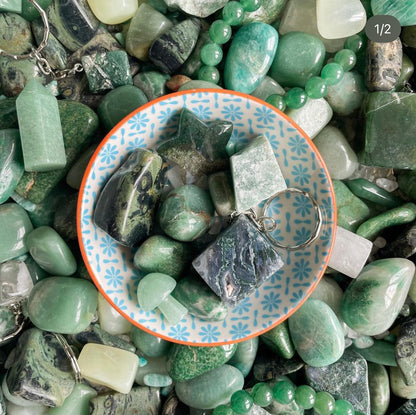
xmin=0 ymin=12 xmax=34 ymax=54
xmin=13 ymin=100 xmax=98 ymax=203
xmin=133 ymin=71 xmax=169 ymax=101
xmin=181 ymin=30 xmax=210 ymax=78
xmin=371 ymin=0 xmax=416 ymax=26
xmin=228 ymin=337 xmax=259 ymax=377
xmin=390 ymin=366 xmax=416 ymax=399
xmin=261 ymin=320 xmax=295 ymax=359
xmin=131 ymin=326 xmax=171 ymax=357
xmin=391 ymin=400 xmax=416 ymax=415
xmin=167 ymin=344 xmax=237 ymax=382
xmin=351 ymin=340 xmax=396 ymax=367
xmin=172 ymin=275 xmax=229 ymax=321
xmin=21 ymin=0 xmax=52 ymax=21
xmin=368 ymin=363 xmax=390 ymax=415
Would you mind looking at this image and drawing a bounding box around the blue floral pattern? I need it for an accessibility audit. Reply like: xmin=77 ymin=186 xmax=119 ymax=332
xmin=79 ymin=91 xmax=336 ymax=345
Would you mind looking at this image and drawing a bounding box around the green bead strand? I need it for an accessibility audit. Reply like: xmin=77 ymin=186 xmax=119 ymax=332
xmin=305 ymin=76 xmax=328 ymax=99
xmin=230 ymin=390 xmax=254 ymax=414
xmin=284 ymin=87 xmax=307 ymax=109
xmin=201 ymin=43 xmax=223 ymax=66
xmin=321 ymin=62 xmax=344 ymax=86
xmin=209 ymin=20 xmax=232 ymax=44
xmin=272 ymin=380 xmax=295 ymax=404
xmin=314 ymin=391 xmax=336 ymax=415
xmin=334 ymin=49 xmax=357 ymax=71
xmin=213 ymin=405 xmax=234 ymax=415
xmin=333 ymin=400 xmax=355 ymax=415
xmin=240 ymin=0 xmax=262 ymax=12
xmin=198 ymin=65 xmax=220 ymax=84
xmin=294 ymin=385 xmax=316 ymax=410
xmin=344 ymin=34 xmax=364 ymax=53
xmin=266 ymin=94 xmax=286 ymax=111
xmin=251 ymin=382 xmax=273 ymax=407
xmin=222 ymin=1 xmax=245 ymax=25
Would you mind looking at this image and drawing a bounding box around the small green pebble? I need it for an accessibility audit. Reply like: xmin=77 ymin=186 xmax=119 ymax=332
xmin=305 ymin=76 xmax=328 ymax=99
xmin=240 ymin=0 xmax=261 ymax=12
xmin=230 ymin=390 xmax=254 ymax=414
xmin=333 ymin=399 xmax=355 ymax=415
xmin=334 ymin=49 xmax=357 ymax=71
xmin=314 ymin=391 xmax=335 ymax=415
xmin=284 ymin=87 xmax=307 ymax=109
xmin=344 ymin=34 xmax=364 ymax=53
xmin=198 ymin=65 xmax=220 ymax=84
xmin=294 ymin=385 xmax=316 ymax=409
xmin=321 ymin=63 xmax=344 ymax=85
xmin=222 ymin=1 xmax=244 ymax=25
xmin=251 ymin=383 xmax=273 ymax=407
xmin=213 ymin=405 xmax=233 ymax=415
xmin=209 ymin=20 xmax=232 ymax=44
xmin=272 ymin=380 xmax=295 ymax=404
xmin=266 ymin=94 xmax=286 ymax=111
xmin=201 ymin=43 xmax=223 ymax=66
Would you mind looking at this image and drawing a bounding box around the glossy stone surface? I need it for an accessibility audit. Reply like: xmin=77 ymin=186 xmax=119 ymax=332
xmin=149 ymin=19 xmax=200 ymax=74
xmin=396 ymin=316 xmax=416 ymax=385
xmin=133 ymin=71 xmax=170 ymax=101
xmin=289 ymin=299 xmax=345 ymax=367
xmin=131 ymin=326 xmax=171 ymax=357
xmin=14 ymin=100 xmax=98 ymax=203
xmin=78 ymin=343 xmax=139 ymax=394
xmin=208 ymin=171 xmax=235 ymax=217
xmin=27 ymin=277 xmax=97 ymax=334
xmin=341 ymin=258 xmax=415 ymax=335
xmin=310 ymin=276 xmax=344 ymax=320
xmin=362 ymin=92 xmax=416 ymax=169
xmin=0 ymin=0 xmax=21 ymax=12
xmin=167 ymin=344 xmax=236 ymax=381
xmin=0 ymin=260 xmax=33 ymax=306
xmin=231 ymin=135 xmax=286 ymax=212
xmin=366 ymin=39 xmax=402 ymax=91
xmin=269 ymin=32 xmax=325 ymax=88
xmin=351 ymin=340 xmax=396 ymax=366
xmin=20 ymin=0 xmax=51 ymax=21
xmin=5 ymin=328 xmax=75 ymax=407
xmin=253 ymin=352 xmax=304 ymax=381
xmin=172 ymin=275 xmax=229 ymax=321
xmin=224 ymin=23 xmax=278 ymax=94
xmin=251 ymin=76 xmax=285 ymax=101
xmin=228 ymin=337 xmax=259 ymax=377
xmin=376 ymin=222 xmax=416 ymax=259
xmin=97 ymin=293 xmax=132 ymax=336
xmin=390 ymin=366 xmax=416 ymax=399
xmin=157 ymin=108 xmax=232 ymax=182
xmin=0 ymin=97 xmax=18 ymax=129
xmin=0 ymin=12 xmax=33 ymax=55
xmin=368 ymin=363 xmax=390 ymax=415
xmin=164 ymin=0 xmax=228 ymax=17
xmin=260 ymin=321 xmax=295 ymax=359
xmin=306 ymin=348 xmax=370 ymax=415
xmin=25 ymin=226 xmax=76 ymax=276
xmin=175 ymin=364 xmax=244 ymax=410
xmin=0 ymin=203 xmax=33 ymax=263
xmin=87 ymin=0 xmax=137 ymax=24
xmin=193 ymin=214 xmax=284 ymax=306
xmin=395 ymin=53 xmax=414 ymax=91
xmin=135 ymin=355 xmax=168 ymax=385
xmin=159 ymin=185 xmax=214 ymax=242
xmin=94 ymin=148 xmax=166 ymax=247
xmin=371 ymin=0 xmax=416 ymax=26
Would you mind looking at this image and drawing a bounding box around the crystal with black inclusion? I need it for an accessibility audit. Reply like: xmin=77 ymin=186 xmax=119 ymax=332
xmin=192 ymin=215 xmax=284 ymax=306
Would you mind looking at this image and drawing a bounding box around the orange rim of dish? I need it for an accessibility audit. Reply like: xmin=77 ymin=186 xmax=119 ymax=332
xmin=77 ymin=88 xmax=338 ymax=346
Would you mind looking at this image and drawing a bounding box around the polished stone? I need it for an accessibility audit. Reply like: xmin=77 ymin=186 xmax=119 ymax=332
xmin=87 ymin=0 xmax=137 ymax=24
xmin=135 ymin=355 xmax=168 ymax=385
xmin=0 ymin=97 xmax=18 ymax=129
xmin=395 ymin=54 xmax=415 ymax=91
xmin=242 ymin=0 xmax=286 ymax=24
xmin=390 ymin=366 xmax=416 ymax=399
xmin=253 ymin=351 xmax=304 ymax=381
xmin=351 ymin=340 xmax=397 ymax=366
xmin=163 ymin=0 xmax=227 ymax=17
xmin=133 ymin=71 xmax=169 ymax=101
xmin=0 ymin=260 xmax=33 ymax=306
xmin=228 ymin=337 xmax=259 ymax=377
xmin=260 ymin=321 xmax=295 ymax=359
xmin=131 ymin=325 xmax=171 ymax=357
xmin=251 ymin=76 xmax=285 ymax=101
xmin=0 ymin=0 xmax=21 ymax=13
xmin=0 ymin=12 xmax=33 ymax=55
xmin=396 ymin=315 xmax=416 ymax=385
xmin=97 ymin=293 xmax=132 ymax=336
xmin=368 ymin=363 xmax=390 ymax=415
xmin=208 ymin=171 xmax=236 ymax=217
xmin=371 ymin=0 xmax=416 ymax=26
xmin=310 ymin=275 xmax=344 ymax=319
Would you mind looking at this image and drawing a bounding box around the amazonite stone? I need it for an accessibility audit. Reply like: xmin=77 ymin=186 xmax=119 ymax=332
xmin=25 ymin=227 xmax=76 ymax=276
xmin=126 ymin=3 xmax=173 ymax=61
xmin=341 ymin=258 xmax=415 ymax=336
xmin=289 ymin=299 xmax=345 ymax=367
xmin=371 ymin=0 xmax=416 ymax=26
xmin=260 ymin=321 xmax=295 ymax=359
xmin=16 ymin=80 xmax=66 ymax=172
xmin=27 ymin=277 xmax=97 ymax=334
xmin=131 ymin=326 xmax=171 ymax=357
xmin=0 ymin=203 xmax=33 ymax=263
xmin=97 ymin=293 xmax=132 ymax=336
xmin=87 ymin=0 xmax=137 ymax=24
xmin=175 ymin=364 xmax=244 ymax=410
xmin=228 ymin=338 xmax=259 ymax=377
xmin=368 ymin=363 xmax=390 ymax=415
xmin=313 ymin=126 xmax=358 ymax=180
xmin=269 ymin=32 xmax=325 ymax=88
xmin=178 ymin=80 xmax=223 ymax=91
xmin=224 ymin=22 xmax=278 ymax=94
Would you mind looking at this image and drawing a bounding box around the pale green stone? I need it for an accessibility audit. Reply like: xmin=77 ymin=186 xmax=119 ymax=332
xmin=135 ymin=356 xmax=168 ymax=385
xmin=86 ymin=0 xmax=138 ymax=24
xmin=143 ymin=374 xmax=172 ymax=388
xmin=133 ymin=71 xmax=170 ymax=100
xmin=310 ymin=275 xmax=344 ymax=319
xmin=131 ymin=325 xmax=171 ymax=358
xmin=390 ymin=366 xmax=416 ymax=399
xmin=228 ymin=337 xmax=259 ymax=377
xmin=97 ymin=293 xmax=132 ymax=336
xmin=371 ymin=0 xmax=416 ymax=26
xmin=0 ymin=260 xmax=33 ymax=306
xmin=163 ymin=0 xmax=228 ymax=17
xmin=65 ymin=145 xmax=96 ymax=190
xmin=178 ymin=80 xmax=223 ymax=91
xmin=242 ymin=0 xmax=286 ymax=24
xmin=341 ymin=258 xmax=415 ymax=336
xmin=0 ymin=0 xmax=22 ymax=13
xmin=7 ymin=402 xmax=48 ymax=414
xmin=251 ymin=76 xmax=285 ymax=101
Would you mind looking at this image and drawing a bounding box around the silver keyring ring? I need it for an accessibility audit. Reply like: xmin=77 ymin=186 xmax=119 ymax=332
xmin=52 ymin=333 xmax=83 ymax=383
xmin=0 ymin=0 xmax=49 ymax=60
xmin=262 ymin=187 xmax=323 ymax=251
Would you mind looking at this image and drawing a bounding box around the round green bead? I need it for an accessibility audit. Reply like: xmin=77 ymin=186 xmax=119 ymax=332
xmin=294 ymin=385 xmax=316 ymax=410
xmin=230 ymin=390 xmax=253 ymax=414
xmin=284 ymin=87 xmax=307 ymax=109
xmin=201 ymin=43 xmax=223 ymax=66
xmin=321 ymin=62 xmax=344 ymax=86
xmin=334 ymin=49 xmax=357 ymax=71
xmin=314 ymin=391 xmax=335 ymax=415
xmin=198 ymin=65 xmax=220 ymax=84
xmin=222 ymin=1 xmax=244 ymax=25
xmin=240 ymin=0 xmax=262 ymax=12
xmin=213 ymin=405 xmax=233 ymax=415
xmin=344 ymin=34 xmax=364 ymax=53
xmin=272 ymin=380 xmax=295 ymax=404
xmin=305 ymin=76 xmax=327 ymax=99
xmin=209 ymin=20 xmax=232 ymax=44
xmin=251 ymin=383 xmax=273 ymax=407
xmin=333 ymin=400 xmax=355 ymax=415
xmin=266 ymin=94 xmax=286 ymax=111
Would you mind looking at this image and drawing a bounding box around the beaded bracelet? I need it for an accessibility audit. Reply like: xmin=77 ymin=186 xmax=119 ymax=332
xmin=212 ymin=379 xmax=364 ymax=415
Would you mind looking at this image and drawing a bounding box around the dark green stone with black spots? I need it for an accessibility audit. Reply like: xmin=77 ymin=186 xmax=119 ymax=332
xmin=167 ymin=343 xmax=237 ymax=382
xmin=0 ymin=98 xmax=17 ymax=129
xmin=13 ymin=100 xmax=98 ymax=203
xmin=94 ymin=148 xmax=167 ymax=248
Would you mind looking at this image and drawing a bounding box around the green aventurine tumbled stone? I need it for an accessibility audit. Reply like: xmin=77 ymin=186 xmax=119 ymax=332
xmin=228 ymin=337 xmax=259 ymax=377
xmin=368 ymin=363 xmax=390 ymax=415
xmin=27 ymin=277 xmax=97 ymax=334
xmin=172 ymin=275 xmax=229 ymax=321
xmin=288 ymin=299 xmax=345 ymax=367
xmin=133 ymin=71 xmax=170 ymax=101
xmin=167 ymin=344 xmax=236 ymax=382
xmin=94 ymin=148 xmax=167 ymax=247
xmin=13 ymin=100 xmax=98 ymax=203
xmin=0 ymin=0 xmax=22 ymax=13
xmin=175 ymin=364 xmax=244 ymax=410
xmin=5 ymin=328 xmax=75 ymax=407
xmin=390 ymin=366 xmax=416 ymax=399
xmin=208 ymin=171 xmax=235 ymax=217
xmin=131 ymin=326 xmax=171 ymax=357
xmin=0 ymin=12 xmax=33 ymax=55
xmin=0 ymin=129 xmax=23 ymax=204
xmin=352 ymin=340 xmax=397 ymax=367
xmin=341 ymin=258 xmax=415 ymax=336
xmin=362 ymin=92 xmax=416 ymax=169
xmin=260 ymin=321 xmax=295 ymax=359
xmin=224 ymin=22 xmax=278 ymax=94
xmin=231 ymin=135 xmax=286 ymax=212
xmin=371 ymin=0 xmax=416 ymax=26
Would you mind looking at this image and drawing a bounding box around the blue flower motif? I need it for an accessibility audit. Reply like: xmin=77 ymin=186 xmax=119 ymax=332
xmin=221 ymin=104 xmax=243 ymax=121
xmin=232 ymin=297 xmax=252 ymax=315
xmin=293 ymin=195 xmax=313 ymax=217
xmin=230 ymin=322 xmax=250 ymax=340
xmin=321 ymin=197 xmax=333 ymax=219
xmin=254 ymin=107 xmax=276 ymax=125
xmin=83 ymin=238 xmax=93 ymax=255
xmin=290 ymin=289 xmax=304 ymax=304
xmin=261 ymin=292 xmax=282 ymax=312
xmin=104 ymin=266 xmax=123 ymax=288
xmin=320 ymin=228 xmax=332 ymax=247
xmin=168 ymin=324 xmax=190 ymax=341
xmin=294 ymin=227 xmax=312 ymax=245
xmin=199 ymin=324 xmax=220 ymax=343
xmin=292 ymin=164 xmax=311 ymax=186
xmin=126 ymin=136 xmax=145 ymax=151
xmin=264 ymin=131 xmax=279 ymax=151
xmin=82 ymin=209 xmax=91 ymax=226
xmin=192 ymin=105 xmax=212 ymax=120
xmin=269 ymin=227 xmax=284 ymax=243
xmin=100 ymin=144 xmax=118 ymax=164
xmin=113 ymin=297 xmax=127 ymax=311
xmin=128 ymin=112 xmax=149 ymax=131
xmin=293 ymin=259 xmax=312 ymax=281
xmin=158 ymin=108 xmax=174 ymax=124
xmin=100 ymin=235 xmax=117 ymax=257
xmin=288 ymin=135 xmax=308 ymax=156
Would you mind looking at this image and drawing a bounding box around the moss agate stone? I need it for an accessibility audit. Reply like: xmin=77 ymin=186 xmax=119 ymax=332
xmin=5 ymin=328 xmax=75 ymax=407
xmin=224 ymin=22 xmax=278 ymax=94
xmin=391 ymin=400 xmax=416 ymax=415
xmin=0 ymin=12 xmax=33 ymax=55
xmin=133 ymin=71 xmax=169 ymax=101
xmin=192 ymin=215 xmax=284 ymax=306
xmin=94 ymin=148 xmax=166 ymax=247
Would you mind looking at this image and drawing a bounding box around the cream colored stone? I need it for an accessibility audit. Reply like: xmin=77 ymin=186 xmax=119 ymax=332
xmin=97 ymin=293 xmax=132 ymax=335
xmin=87 ymin=0 xmax=138 ymax=25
